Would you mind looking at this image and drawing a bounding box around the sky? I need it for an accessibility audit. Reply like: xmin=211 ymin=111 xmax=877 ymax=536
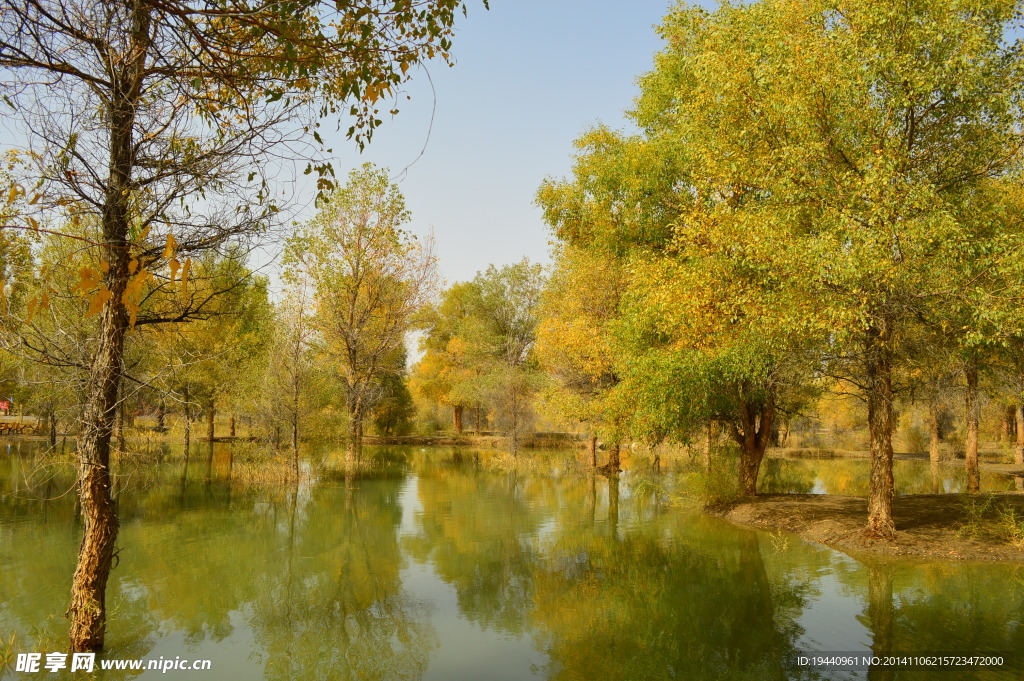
xmin=302 ymin=0 xmax=698 ymax=286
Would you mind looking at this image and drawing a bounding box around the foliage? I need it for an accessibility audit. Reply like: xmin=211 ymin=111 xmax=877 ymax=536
xmin=285 ymin=163 xmax=436 ymax=455
xmin=413 ymin=259 xmax=545 ymax=449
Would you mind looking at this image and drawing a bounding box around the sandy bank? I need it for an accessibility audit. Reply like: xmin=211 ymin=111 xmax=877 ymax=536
xmin=717 ymin=493 xmax=1024 ymax=562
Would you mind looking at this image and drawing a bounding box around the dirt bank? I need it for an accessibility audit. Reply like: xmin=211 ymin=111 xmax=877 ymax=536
xmin=718 ymin=493 xmax=1024 ymax=562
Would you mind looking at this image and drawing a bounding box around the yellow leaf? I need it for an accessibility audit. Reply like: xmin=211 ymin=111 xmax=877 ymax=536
xmin=163 ymin=234 xmax=178 ymax=259
xmin=169 ymin=258 xmax=181 ymax=283
xmin=86 ymin=288 xmax=112 ymax=317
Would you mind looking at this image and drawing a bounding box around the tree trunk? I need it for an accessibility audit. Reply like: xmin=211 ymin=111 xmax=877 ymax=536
xmin=607 ymin=442 xmax=621 ymax=471
xmin=115 ymin=403 xmax=125 ymax=454
xmin=67 ymin=0 xmax=152 ymax=639
xmin=453 ymin=404 xmax=463 ymax=434
xmin=589 ymin=434 xmax=598 ymax=468
xmin=291 ymin=412 xmax=299 ymax=477
xmin=157 ymin=398 xmax=166 ymax=432
xmin=182 ymin=386 xmax=191 ymax=458
xmin=207 ymin=399 xmax=215 ymax=443
xmin=866 ymin=325 xmax=896 ymax=539
xmin=292 ymin=375 xmax=300 ymax=462
xmin=965 ymin=362 xmax=980 ymax=494
xmin=704 ymin=421 xmax=714 ymax=471
xmin=230 ymin=413 xmax=236 ymax=438
xmin=1015 ymin=404 xmax=1024 ymax=467
xmin=48 ymin=408 xmax=57 ymax=449
xmin=928 ymin=394 xmax=941 ymax=465
xmin=347 ymin=414 xmax=363 ymax=461
xmin=67 ymin=238 xmax=130 ymax=653
xmin=732 ymin=395 xmax=774 ymax=497
xmin=474 ymin=404 xmax=481 ymax=433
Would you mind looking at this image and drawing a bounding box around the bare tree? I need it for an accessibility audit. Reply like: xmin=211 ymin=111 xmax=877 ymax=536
xmin=0 ymin=0 xmax=482 ymax=651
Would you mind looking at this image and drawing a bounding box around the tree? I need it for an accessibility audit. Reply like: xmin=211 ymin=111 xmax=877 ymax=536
xmin=535 ymin=245 xmax=624 ymax=468
xmin=412 ymin=261 xmax=545 ymax=452
xmin=265 ymin=279 xmax=317 ymax=474
xmin=620 ymin=0 xmax=1024 ymax=533
xmin=0 ymin=0 xmax=483 ymax=651
xmin=286 ymin=163 xmax=437 ymax=460
xmin=412 ymin=281 xmax=484 ymax=433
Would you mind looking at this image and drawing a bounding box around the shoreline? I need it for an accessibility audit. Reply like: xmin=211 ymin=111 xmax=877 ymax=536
xmin=714 ymin=493 xmax=1024 ymax=563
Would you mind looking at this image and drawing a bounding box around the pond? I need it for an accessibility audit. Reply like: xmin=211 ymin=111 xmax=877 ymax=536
xmin=1 ymin=444 xmax=1023 ymax=680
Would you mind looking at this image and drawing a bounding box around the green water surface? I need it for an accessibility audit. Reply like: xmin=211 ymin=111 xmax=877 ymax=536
xmin=1 ymin=444 xmax=1022 ymax=680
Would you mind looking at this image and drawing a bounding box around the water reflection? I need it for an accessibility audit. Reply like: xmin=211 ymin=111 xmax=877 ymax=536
xmin=761 ymin=457 xmax=1017 ymax=495
xmin=0 ymin=447 xmax=1022 ymax=680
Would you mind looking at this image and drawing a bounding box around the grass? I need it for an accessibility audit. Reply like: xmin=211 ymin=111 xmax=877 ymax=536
xmin=956 ymin=493 xmax=1024 ymax=548
xmin=0 ymin=632 xmax=16 ymax=677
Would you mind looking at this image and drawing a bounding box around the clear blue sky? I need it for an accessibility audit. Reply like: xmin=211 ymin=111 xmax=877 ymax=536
xmin=310 ymin=0 xmax=710 ymax=285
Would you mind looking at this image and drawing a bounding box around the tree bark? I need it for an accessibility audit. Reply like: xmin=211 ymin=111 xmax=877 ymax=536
xmin=866 ymin=324 xmax=896 ymax=539
xmin=67 ymin=218 xmax=129 ymax=653
xmin=589 ymin=434 xmax=598 ymax=468
xmin=453 ymin=404 xmax=463 ymax=434
xmin=474 ymin=404 xmax=481 ymax=433
xmin=115 ymin=403 xmax=125 ymax=454
xmin=965 ymin=361 xmax=980 ymax=494
xmin=731 ymin=393 xmax=774 ymax=497
xmin=230 ymin=413 xmax=236 ymax=438
xmin=157 ymin=398 xmax=166 ymax=432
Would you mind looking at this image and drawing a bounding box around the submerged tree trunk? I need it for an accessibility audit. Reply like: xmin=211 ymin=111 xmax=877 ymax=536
xmin=69 ymin=339 xmax=124 ymax=651
xmin=453 ymin=404 xmax=463 ymax=434
xmin=347 ymin=415 xmax=363 ymax=461
xmin=928 ymin=394 xmax=941 ymax=465
xmin=67 ymin=0 xmax=152 ymax=639
xmin=964 ymin=362 xmax=980 ymax=494
xmin=48 ymin=407 xmax=57 ymax=449
xmin=1015 ymin=404 xmax=1024 ymax=467
xmin=866 ymin=324 xmax=896 ymax=539
xmin=606 ymin=442 xmax=621 ymax=471
xmin=207 ymin=399 xmax=215 ymax=443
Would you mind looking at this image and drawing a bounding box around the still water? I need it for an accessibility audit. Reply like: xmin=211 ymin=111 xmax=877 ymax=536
xmin=1 ymin=445 xmax=1023 ymax=680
